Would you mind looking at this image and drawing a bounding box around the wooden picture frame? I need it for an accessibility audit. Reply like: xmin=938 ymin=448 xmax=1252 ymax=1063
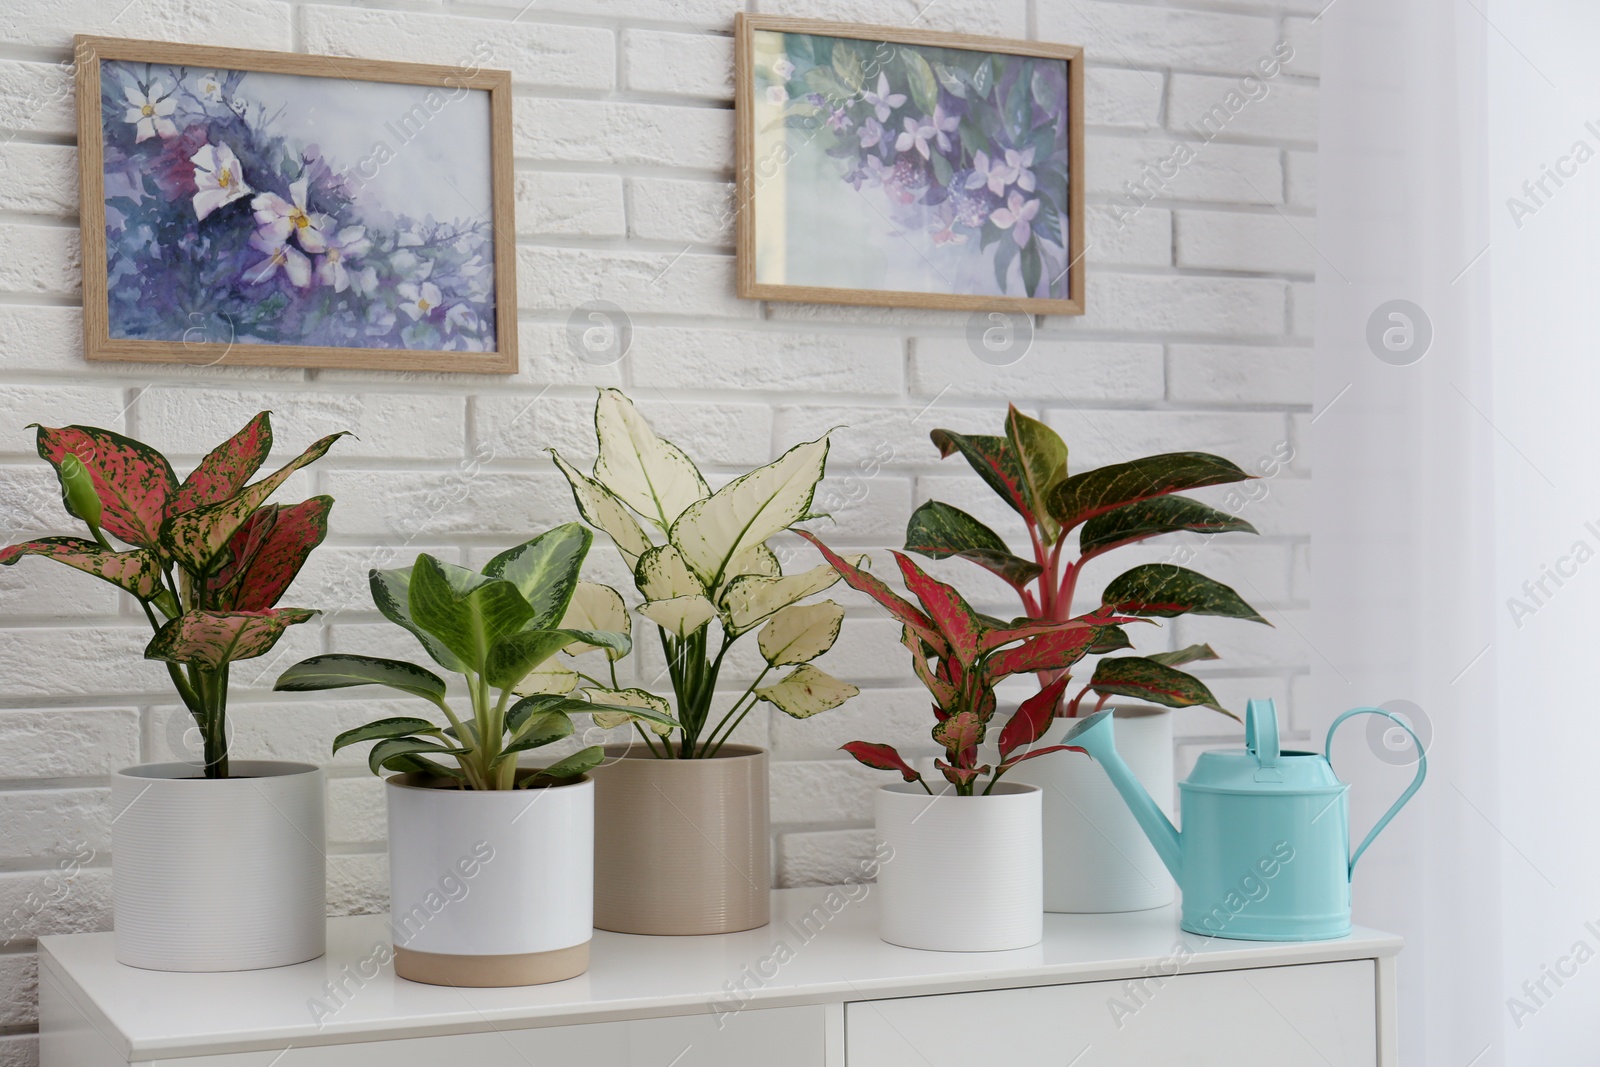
xmin=734 ymin=14 xmax=1085 ymax=315
xmin=75 ymin=35 xmax=518 ymax=373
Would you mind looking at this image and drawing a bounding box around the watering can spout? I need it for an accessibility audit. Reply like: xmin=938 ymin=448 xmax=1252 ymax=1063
xmin=1058 ymin=710 xmax=1184 ymax=883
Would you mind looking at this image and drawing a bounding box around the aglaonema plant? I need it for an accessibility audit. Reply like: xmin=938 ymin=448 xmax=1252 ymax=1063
xmin=798 ymin=531 xmax=1137 ymax=796
xmin=552 ymin=389 xmax=861 ymax=759
xmin=0 ymin=412 xmax=346 ymax=778
xmin=273 ymin=524 xmax=676 ymax=790
xmin=906 ymin=406 xmax=1271 ymax=719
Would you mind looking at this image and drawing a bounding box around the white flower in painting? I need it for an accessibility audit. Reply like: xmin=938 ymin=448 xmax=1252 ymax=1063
xmin=766 ymin=85 xmax=788 ymax=105
xmin=965 ymin=150 xmax=1016 ymax=197
xmin=989 ymin=191 xmax=1041 ymax=247
xmin=398 ymin=281 xmax=443 ymax=321
xmin=390 ymin=249 xmax=433 ymax=281
xmin=313 ymin=226 xmax=372 ymax=292
xmin=251 ymin=177 xmax=331 ymax=253
xmin=246 ymin=230 xmax=311 ymax=288
xmin=861 ymin=73 xmax=907 ymax=123
xmin=351 ymin=265 xmax=379 ymax=298
xmin=193 ymin=71 xmax=226 ymax=105
xmin=771 ymin=57 xmax=796 ymax=81
xmin=443 ymin=303 xmax=479 ymax=335
xmin=189 ymin=143 xmax=252 ymax=221
xmin=123 ymin=81 xmax=177 ymax=142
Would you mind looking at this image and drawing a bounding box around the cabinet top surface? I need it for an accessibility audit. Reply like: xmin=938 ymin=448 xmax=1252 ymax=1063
xmin=41 ymin=888 xmax=1401 ymax=1059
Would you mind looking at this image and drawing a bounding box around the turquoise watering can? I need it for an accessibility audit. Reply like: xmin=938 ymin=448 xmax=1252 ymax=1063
xmin=1059 ymin=699 xmax=1425 ymax=941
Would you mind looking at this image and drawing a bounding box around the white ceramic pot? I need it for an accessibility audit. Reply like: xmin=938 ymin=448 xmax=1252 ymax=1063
xmin=874 ymin=781 xmax=1042 ymax=951
xmin=385 ymin=772 xmax=592 ymax=987
xmin=1010 ymin=705 xmax=1176 ymax=913
xmin=112 ymin=761 xmax=325 ymax=971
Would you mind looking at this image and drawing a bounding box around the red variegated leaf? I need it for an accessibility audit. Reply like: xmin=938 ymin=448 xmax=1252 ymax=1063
xmin=985 ymin=625 xmax=1103 ymax=680
xmin=144 ymin=608 xmax=317 ymax=670
xmin=997 ymin=744 xmax=1084 ymax=774
xmin=928 ymin=429 xmax=1031 ymax=520
xmin=902 ymin=626 xmax=958 ymax=709
xmin=160 ymin=432 xmax=348 ymax=573
xmin=213 ymin=497 xmax=333 ymax=611
xmin=841 ymin=741 xmax=924 ymax=784
xmin=0 ymin=537 xmax=163 ymax=600
xmin=34 ymin=424 xmax=178 ymax=548
xmin=935 ymin=758 xmax=988 ymax=788
xmin=172 ymin=411 xmax=273 ymax=514
xmin=980 ymin=616 xmax=1104 ymax=653
xmin=796 ymin=531 xmax=948 ymax=657
xmin=998 ymin=674 xmax=1074 ymax=761
xmin=892 ymin=551 xmax=985 ymax=665
xmin=932 ymin=709 xmax=984 ymax=759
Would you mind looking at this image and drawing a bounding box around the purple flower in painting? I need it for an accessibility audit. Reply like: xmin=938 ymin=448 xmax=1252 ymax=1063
xmin=123 ymin=81 xmax=177 ymax=142
xmin=827 ymin=107 xmax=852 ymax=132
xmin=189 ymin=143 xmax=251 ymax=221
xmin=252 ymin=177 xmax=331 ymax=253
xmin=946 ymin=176 xmax=994 ymax=229
xmin=857 ymin=116 xmax=884 ymax=149
xmin=885 ymin=156 xmax=926 ymax=205
xmin=966 ymin=150 xmax=1015 ymax=197
xmin=314 ymin=226 xmax=372 ymax=292
xmin=930 ymin=104 xmax=960 ymax=153
xmin=398 ymin=281 xmax=443 ymax=321
xmin=861 ymin=73 xmax=906 ymax=123
xmin=1004 ymin=146 xmax=1037 ymax=193
xmin=895 ymin=116 xmax=937 ymax=159
xmin=246 ymin=230 xmax=311 ymax=287
xmin=989 ymin=191 xmax=1040 ymax=247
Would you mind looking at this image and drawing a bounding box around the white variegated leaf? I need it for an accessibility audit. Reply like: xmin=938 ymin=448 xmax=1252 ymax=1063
xmin=758 ymin=601 xmax=845 ymax=666
xmin=560 ymin=582 xmax=631 ymax=659
xmin=635 ymin=543 xmax=705 ymax=601
xmin=511 ymin=660 xmax=579 ymax=696
xmin=720 ymin=559 xmax=860 ymax=634
xmin=669 ymin=436 xmax=829 ymax=588
xmin=755 ymin=664 xmax=860 ymax=719
xmin=638 ymin=594 xmax=717 ymax=638
xmin=584 ymin=686 xmax=675 ymax=735
xmin=552 ymin=451 xmax=654 ymax=569
xmin=593 ymin=388 xmax=710 ymax=529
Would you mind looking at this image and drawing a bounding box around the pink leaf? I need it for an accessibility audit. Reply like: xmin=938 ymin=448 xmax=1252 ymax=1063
xmin=931 ymin=709 xmax=984 ymax=761
xmin=998 ymin=674 xmax=1073 ymax=762
xmin=0 ymin=536 xmax=163 ymax=600
xmin=797 ymin=531 xmax=948 ymax=657
xmin=144 ymin=608 xmax=317 ymax=670
xmin=935 ymin=758 xmax=989 ymax=788
xmin=172 ymin=411 xmax=273 ymax=514
xmin=841 ymin=741 xmax=925 ymax=785
xmin=985 ymin=625 xmax=1103 ymax=680
xmin=34 ymin=425 xmax=177 ymax=549
xmin=212 ymin=497 xmax=333 ymax=611
xmin=997 ymin=744 xmax=1085 ymax=774
xmin=892 ymin=550 xmax=984 ymax=666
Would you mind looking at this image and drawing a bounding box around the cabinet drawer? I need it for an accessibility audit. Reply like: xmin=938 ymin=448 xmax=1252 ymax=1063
xmin=846 ymin=960 xmax=1376 ymax=1066
xmin=132 ymin=1005 xmax=826 ymax=1067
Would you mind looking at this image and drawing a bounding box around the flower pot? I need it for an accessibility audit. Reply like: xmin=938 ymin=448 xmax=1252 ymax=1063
xmin=1009 ymin=705 xmax=1176 ymax=913
xmin=589 ymin=744 xmax=769 ymax=935
xmin=875 ymin=780 xmax=1042 ymax=951
xmin=385 ymin=772 xmax=592 ymax=986
xmin=112 ymin=761 xmax=325 ymax=971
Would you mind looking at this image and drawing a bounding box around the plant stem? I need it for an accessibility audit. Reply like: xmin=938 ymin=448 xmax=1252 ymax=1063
xmin=633 ymin=721 xmax=665 ymax=759
xmin=698 ymin=664 xmax=770 ymax=758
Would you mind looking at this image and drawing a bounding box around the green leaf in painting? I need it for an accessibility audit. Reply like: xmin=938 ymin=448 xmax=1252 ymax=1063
xmin=832 ymin=42 xmax=865 ymax=92
xmin=994 ymin=238 xmax=1019 ymax=291
xmin=930 ymin=151 xmax=953 ymax=188
xmin=932 ymin=62 xmax=967 ymax=98
xmin=1020 ymin=240 xmax=1042 ymax=298
xmin=902 ymin=49 xmax=939 ymax=114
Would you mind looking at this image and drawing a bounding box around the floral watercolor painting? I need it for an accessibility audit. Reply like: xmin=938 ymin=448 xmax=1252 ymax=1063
xmin=747 ymin=29 xmax=1075 ymax=304
xmin=97 ymin=58 xmax=500 ymax=354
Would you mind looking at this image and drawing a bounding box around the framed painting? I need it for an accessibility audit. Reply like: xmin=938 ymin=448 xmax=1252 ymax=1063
xmin=74 ymin=35 xmax=517 ymax=373
xmin=734 ymin=15 xmax=1084 ymax=315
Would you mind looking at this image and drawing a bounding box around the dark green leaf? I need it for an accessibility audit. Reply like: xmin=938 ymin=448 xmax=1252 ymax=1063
xmin=370 ymin=566 xmax=467 ymax=674
xmin=1079 ymin=495 xmax=1258 ymax=557
xmin=483 ymin=629 xmax=595 ymax=690
xmin=1048 ymin=452 xmax=1253 ymax=532
xmin=903 ymin=500 xmax=1041 ymax=590
xmin=481 ymin=524 xmax=592 ymax=631
xmin=994 ymin=238 xmax=1019 ymax=291
xmin=502 ymin=710 xmax=574 ymax=755
xmin=902 ymin=49 xmax=939 ymax=114
xmin=1088 ymin=625 xmax=1133 ymax=655
xmin=409 ymin=555 xmax=536 ymax=673
xmin=928 ymin=431 xmax=1031 ymax=519
xmin=1020 ymin=239 xmax=1042 ymax=298
xmin=1004 ymin=407 xmax=1067 ymax=543
xmin=332 ymin=717 xmax=442 ymax=754
xmin=531 ymin=745 xmax=605 ymax=782
xmin=367 ymin=737 xmax=467 ymax=777
xmin=1089 ymin=657 xmax=1232 ymax=717
xmin=274 ymin=653 xmax=447 ymax=701
xmin=1146 ymin=643 xmax=1220 ymax=668
xmin=1101 ymin=564 xmax=1268 ymax=622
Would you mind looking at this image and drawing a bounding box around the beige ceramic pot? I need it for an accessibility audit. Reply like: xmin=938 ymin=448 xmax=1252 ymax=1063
xmin=590 ymin=744 xmax=770 ymax=934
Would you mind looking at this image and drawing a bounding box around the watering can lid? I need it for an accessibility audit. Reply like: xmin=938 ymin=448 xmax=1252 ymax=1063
xmin=1185 ymin=699 xmax=1343 ymax=793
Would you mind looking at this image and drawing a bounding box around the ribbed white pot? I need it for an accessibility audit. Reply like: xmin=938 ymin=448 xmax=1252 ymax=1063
xmin=1010 ymin=705 xmax=1176 ymax=912
xmin=386 ymin=773 xmax=593 ymax=987
xmin=112 ymin=761 xmax=325 ymax=972
xmin=875 ymin=781 xmax=1042 ymax=952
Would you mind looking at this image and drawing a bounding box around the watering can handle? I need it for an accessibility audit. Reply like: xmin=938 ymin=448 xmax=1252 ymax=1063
xmin=1325 ymin=708 xmax=1428 ymax=877
xmin=1245 ymin=698 xmax=1280 ymax=769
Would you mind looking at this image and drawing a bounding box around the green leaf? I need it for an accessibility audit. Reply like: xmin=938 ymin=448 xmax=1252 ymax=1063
xmin=1004 ymin=407 xmax=1067 ymax=544
xmin=502 ymin=709 xmax=574 ymax=755
xmin=408 ymin=555 xmax=536 ymax=673
xmin=927 ymin=431 xmax=1030 ymax=519
xmin=273 ymin=653 xmax=448 ymax=701
xmin=1047 ymin=452 xmax=1253 ymax=533
xmin=1146 ymin=643 xmax=1220 ymax=668
xmin=592 ymin=389 xmax=710 ymax=529
xmin=331 ymin=717 xmax=443 ymax=754
xmin=1089 ymin=657 xmax=1231 ymax=717
xmin=370 ymin=566 xmax=468 ymax=674
xmin=902 ymin=49 xmax=939 ymax=114
xmin=1079 ymin=496 xmax=1257 ymax=557
xmin=56 ymin=454 xmax=102 ymax=532
xmin=482 ymin=524 xmax=592 ymax=630
xmin=756 ymin=664 xmax=860 ymax=719
xmin=484 ymin=629 xmax=586 ymax=691
xmin=531 ymin=745 xmax=605 ymax=782
xmin=368 ymin=737 xmax=467 ymax=777
xmin=1089 ymin=625 xmax=1133 ymax=655
xmin=1101 ymin=564 xmax=1269 ymax=623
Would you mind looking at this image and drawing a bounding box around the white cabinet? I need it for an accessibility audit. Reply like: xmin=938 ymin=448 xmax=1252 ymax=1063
xmin=39 ymin=888 xmax=1398 ymax=1066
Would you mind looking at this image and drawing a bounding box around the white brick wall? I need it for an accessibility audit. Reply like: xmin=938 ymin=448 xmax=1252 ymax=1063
xmin=0 ymin=0 xmax=1316 ymax=1054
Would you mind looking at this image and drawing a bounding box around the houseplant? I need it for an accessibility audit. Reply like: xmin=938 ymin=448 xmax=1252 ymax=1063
xmin=906 ymin=407 xmax=1270 ymax=912
xmin=0 ymin=412 xmax=344 ymax=971
xmin=798 ymin=531 xmax=1134 ymax=950
xmin=274 ymin=523 xmax=668 ymax=986
xmin=551 ymin=388 xmax=861 ymax=934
